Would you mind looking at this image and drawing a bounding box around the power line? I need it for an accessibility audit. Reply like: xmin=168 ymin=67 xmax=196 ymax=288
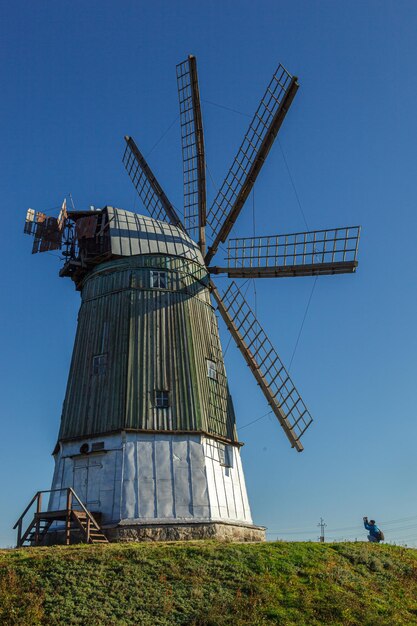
xmin=267 ymin=523 xmax=413 ymax=535
xmin=239 ymin=410 xmax=273 ymax=431
xmin=265 ymin=515 xmax=417 ymax=546
xmin=145 ymin=114 xmax=180 ymax=158
xmin=277 ymin=137 xmax=309 ymax=231
xmin=288 ymin=277 xmax=318 ymax=373
xmin=380 ymin=514 xmax=417 ymax=526
xmin=202 ymin=98 xmax=251 ymax=118
xmin=206 ymin=162 xmax=219 ymax=196
xmin=266 ymin=515 xmax=417 ymax=535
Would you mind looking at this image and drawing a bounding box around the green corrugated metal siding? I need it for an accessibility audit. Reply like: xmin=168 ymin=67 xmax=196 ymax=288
xmin=59 ymin=255 xmax=237 ymax=442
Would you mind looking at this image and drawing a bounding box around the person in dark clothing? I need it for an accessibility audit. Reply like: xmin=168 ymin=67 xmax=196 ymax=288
xmin=363 ymin=516 xmax=382 ymax=542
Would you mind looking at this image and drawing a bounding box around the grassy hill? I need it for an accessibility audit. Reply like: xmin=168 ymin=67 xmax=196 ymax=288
xmin=1 ymin=541 xmax=417 ymax=625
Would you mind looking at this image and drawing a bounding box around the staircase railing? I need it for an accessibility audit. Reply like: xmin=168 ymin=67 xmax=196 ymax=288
xmin=64 ymin=488 xmax=102 ymax=544
xmin=14 ymin=487 xmax=103 ymax=547
xmin=13 ymin=491 xmax=41 ymax=546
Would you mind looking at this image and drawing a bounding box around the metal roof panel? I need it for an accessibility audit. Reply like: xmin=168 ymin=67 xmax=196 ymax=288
xmin=107 ymin=207 xmax=203 ymax=264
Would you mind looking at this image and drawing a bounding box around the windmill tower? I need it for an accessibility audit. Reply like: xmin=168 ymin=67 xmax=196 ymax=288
xmin=21 ymin=56 xmax=360 ymax=544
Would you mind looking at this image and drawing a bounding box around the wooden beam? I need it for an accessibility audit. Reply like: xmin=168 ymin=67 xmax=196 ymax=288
xmin=188 ymin=55 xmax=207 ymax=255
xmin=209 ymin=260 xmax=358 ymax=278
xmin=210 ymin=280 xmax=304 ymax=452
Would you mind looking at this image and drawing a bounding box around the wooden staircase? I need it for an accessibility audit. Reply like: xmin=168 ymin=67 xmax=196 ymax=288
xmin=14 ymin=488 xmax=109 ymax=547
xmin=72 ymin=510 xmax=108 ymax=544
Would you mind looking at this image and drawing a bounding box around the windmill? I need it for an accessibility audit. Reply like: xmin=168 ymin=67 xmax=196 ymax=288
xmin=19 ymin=56 xmax=360 ymax=545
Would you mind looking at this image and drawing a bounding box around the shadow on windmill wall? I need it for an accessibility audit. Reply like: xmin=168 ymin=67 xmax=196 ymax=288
xmin=58 ymin=252 xmax=237 ymax=446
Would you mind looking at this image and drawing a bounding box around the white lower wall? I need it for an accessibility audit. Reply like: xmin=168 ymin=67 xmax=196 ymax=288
xmin=49 ymin=432 xmax=253 ymax=525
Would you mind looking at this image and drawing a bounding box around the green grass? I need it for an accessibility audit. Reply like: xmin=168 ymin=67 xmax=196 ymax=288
xmin=1 ymin=541 xmax=417 ymax=625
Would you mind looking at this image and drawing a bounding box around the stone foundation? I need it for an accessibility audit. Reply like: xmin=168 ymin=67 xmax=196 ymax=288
xmin=106 ymin=520 xmax=266 ymax=543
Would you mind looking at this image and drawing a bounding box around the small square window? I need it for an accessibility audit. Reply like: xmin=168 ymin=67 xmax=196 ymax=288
xmin=207 ymin=359 xmax=217 ymax=380
xmin=91 ymin=441 xmax=105 ymax=452
xmin=92 ymin=354 xmax=107 ymax=375
xmin=150 ymin=270 xmax=167 ymax=289
xmin=155 ymin=390 xmax=170 ymax=409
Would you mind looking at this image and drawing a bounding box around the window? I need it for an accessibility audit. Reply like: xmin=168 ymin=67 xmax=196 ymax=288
xmin=207 ymin=359 xmax=217 ymax=380
xmin=155 ymin=390 xmax=170 ymax=409
xmin=150 ymin=270 xmax=167 ymax=289
xmin=224 ymin=445 xmax=233 ymax=468
xmin=218 ymin=443 xmax=233 ymax=468
xmin=92 ymin=353 xmax=107 ymax=375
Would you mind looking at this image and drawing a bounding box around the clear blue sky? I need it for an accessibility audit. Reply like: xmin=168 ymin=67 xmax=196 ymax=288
xmin=1 ymin=0 xmax=417 ymax=547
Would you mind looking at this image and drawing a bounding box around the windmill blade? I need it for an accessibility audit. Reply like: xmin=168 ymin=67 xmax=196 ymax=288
xmin=211 ymin=280 xmax=312 ymax=452
xmin=122 ymin=136 xmax=184 ymax=229
xmin=205 ymin=64 xmax=299 ymax=265
xmin=176 ymin=55 xmax=207 ymax=253
xmin=210 ymin=226 xmax=361 ymax=278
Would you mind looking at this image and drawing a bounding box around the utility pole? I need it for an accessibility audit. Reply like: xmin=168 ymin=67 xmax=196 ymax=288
xmin=318 ymin=517 xmax=327 ymax=543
